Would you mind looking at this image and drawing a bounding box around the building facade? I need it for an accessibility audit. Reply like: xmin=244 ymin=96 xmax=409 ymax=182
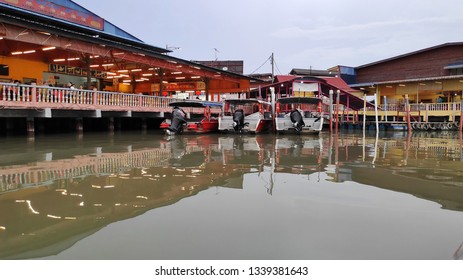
xmin=337 ymin=42 xmax=463 ymax=124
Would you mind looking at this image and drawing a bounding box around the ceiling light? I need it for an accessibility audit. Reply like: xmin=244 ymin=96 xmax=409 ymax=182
xmin=11 ymin=51 xmax=23 ymax=55
xmin=102 ymin=63 xmax=114 ymax=67
xmin=123 ymin=80 xmax=131 ymax=83
xmin=142 ymin=73 xmax=153 ymax=76
xmin=42 ymin=46 xmax=56 ymax=51
xmin=191 ymin=76 xmax=200 ymax=79
xmin=106 ymin=72 xmax=117 ymax=75
xmin=171 ymin=71 xmax=182 ymax=74
xmin=117 ymin=70 xmax=129 ymax=73
xmin=175 ymin=77 xmax=185 ymax=80
xmin=131 ymin=69 xmax=142 ymax=72
xmin=23 ymin=50 xmax=36 ymax=54
xmin=90 ymin=64 xmax=100 ymax=68
xmin=53 ymin=58 xmax=66 ymax=62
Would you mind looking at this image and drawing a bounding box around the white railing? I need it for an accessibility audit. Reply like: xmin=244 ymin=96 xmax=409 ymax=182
xmin=0 ymin=82 xmax=178 ymax=111
xmin=364 ymin=102 xmax=462 ymax=112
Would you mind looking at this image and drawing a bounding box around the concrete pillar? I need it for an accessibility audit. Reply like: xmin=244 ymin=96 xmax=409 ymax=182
xmin=141 ymin=118 xmax=147 ymax=132
xmin=27 ymin=117 xmax=35 ymax=136
xmin=76 ymin=118 xmax=83 ymax=134
xmin=6 ymin=118 xmax=14 ymax=132
xmin=108 ymin=117 xmax=115 ymax=132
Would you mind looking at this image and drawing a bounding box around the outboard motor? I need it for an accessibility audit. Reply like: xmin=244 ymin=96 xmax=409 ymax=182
xmin=290 ymin=110 xmax=305 ymax=133
xmin=167 ymin=106 xmax=186 ymax=134
xmin=232 ymin=109 xmax=248 ymax=133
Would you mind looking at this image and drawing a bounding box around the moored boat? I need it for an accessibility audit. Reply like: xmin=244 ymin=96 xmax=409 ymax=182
xmin=275 ymin=96 xmax=324 ymax=134
xmin=218 ymin=99 xmax=272 ymax=133
xmin=160 ymin=100 xmax=222 ymax=135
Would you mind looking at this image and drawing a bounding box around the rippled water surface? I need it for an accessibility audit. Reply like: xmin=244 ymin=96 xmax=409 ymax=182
xmin=1 ymin=130 xmax=463 ymax=260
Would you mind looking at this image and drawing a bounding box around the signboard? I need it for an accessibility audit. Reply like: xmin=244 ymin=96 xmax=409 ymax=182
xmin=292 ymin=82 xmax=318 ymax=92
xmin=49 ymin=64 xmax=106 ymax=78
xmin=152 ymin=82 xmax=206 ymax=92
xmin=0 ymin=0 xmax=104 ymax=30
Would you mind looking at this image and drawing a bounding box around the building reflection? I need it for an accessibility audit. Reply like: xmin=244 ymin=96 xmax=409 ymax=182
xmin=0 ymin=131 xmax=463 ymax=259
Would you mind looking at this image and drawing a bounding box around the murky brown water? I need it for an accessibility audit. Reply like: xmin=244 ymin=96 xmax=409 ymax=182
xmin=1 ymin=130 xmax=463 ymax=260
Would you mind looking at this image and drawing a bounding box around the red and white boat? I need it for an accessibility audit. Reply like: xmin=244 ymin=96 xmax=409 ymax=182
xmin=218 ymin=99 xmax=272 ymax=134
xmin=160 ymin=100 xmax=222 ymax=135
xmin=275 ymin=97 xmax=324 ymax=134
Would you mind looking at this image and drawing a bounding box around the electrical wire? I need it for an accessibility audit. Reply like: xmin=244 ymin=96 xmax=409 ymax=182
xmin=272 ymin=56 xmax=283 ymax=75
xmin=250 ymin=55 xmax=272 ymax=74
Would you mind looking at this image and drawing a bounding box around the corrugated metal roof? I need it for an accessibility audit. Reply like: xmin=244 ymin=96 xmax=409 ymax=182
xmin=356 ymin=42 xmax=463 ymax=69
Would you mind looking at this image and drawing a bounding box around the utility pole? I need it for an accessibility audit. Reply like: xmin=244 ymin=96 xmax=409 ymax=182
xmin=271 ymin=53 xmax=275 ymax=82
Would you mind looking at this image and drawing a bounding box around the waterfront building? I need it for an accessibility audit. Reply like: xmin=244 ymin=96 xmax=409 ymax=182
xmin=331 ymin=42 xmax=463 ymax=125
xmin=0 ymin=0 xmax=257 ymax=134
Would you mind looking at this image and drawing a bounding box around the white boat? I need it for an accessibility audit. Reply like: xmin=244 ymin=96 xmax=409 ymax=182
xmin=275 ymin=97 xmax=324 ymax=134
xmin=218 ymin=99 xmax=272 ymax=133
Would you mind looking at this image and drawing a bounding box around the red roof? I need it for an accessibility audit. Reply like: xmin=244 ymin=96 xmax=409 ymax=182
xmin=320 ymin=76 xmax=357 ymax=93
xmin=254 ymin=75 xmax=375 ymax=110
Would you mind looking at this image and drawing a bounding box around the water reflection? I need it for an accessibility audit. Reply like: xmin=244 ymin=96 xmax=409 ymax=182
xmin=1 ymin=131 xmax=463 ymax=259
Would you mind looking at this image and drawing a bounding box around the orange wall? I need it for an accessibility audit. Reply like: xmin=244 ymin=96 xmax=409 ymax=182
xmin=208 ymin=79 xmax=250 ymax=93
xmin=0 ymin=56 xmax=48 ymax=84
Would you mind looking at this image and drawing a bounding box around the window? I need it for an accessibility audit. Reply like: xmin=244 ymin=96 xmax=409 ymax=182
xmin=0 ymin=64 xmax=9 ymax=76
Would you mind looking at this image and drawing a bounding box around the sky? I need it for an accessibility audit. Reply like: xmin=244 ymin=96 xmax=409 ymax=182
xmin=73 ymin=0 xmax=463 ymax=75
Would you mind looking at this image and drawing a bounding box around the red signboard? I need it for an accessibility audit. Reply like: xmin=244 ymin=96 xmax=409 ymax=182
xmin=0 ymin=0 xmax=104 ymax=30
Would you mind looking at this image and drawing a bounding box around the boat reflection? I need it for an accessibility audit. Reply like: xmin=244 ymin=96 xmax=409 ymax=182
xmin=0 ymin=131 xmax=463 ymax=259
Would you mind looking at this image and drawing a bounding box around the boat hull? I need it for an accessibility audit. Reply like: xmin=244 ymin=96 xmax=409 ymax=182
xmin=161 ymin=119 xmax=219 ymax=135
xmin=218 ymin=116 xmax=272 ymax=134
xmin=275 ymin=116 xmax=324 ymax=134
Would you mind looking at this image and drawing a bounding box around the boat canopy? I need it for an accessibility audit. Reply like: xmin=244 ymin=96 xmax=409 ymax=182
xmin=224 ymin=99 xmax=271 ymax=105
xmin=169 ymin=101 xmax=222 ymax=108
xmin=277 ymin=97 xmax=321 ymax=105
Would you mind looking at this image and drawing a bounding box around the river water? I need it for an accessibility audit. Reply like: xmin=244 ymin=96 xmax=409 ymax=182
xmin=1 ymin=130 xmax=463 ymax=260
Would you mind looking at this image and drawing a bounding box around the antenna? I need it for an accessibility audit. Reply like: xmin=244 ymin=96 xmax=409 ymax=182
xmin=214 ymin=48 xmax=220 ymax=60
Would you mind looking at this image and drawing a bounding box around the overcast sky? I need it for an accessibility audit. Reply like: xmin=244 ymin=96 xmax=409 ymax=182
xmin=73 ymin=0 xmax=463 ymax=75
